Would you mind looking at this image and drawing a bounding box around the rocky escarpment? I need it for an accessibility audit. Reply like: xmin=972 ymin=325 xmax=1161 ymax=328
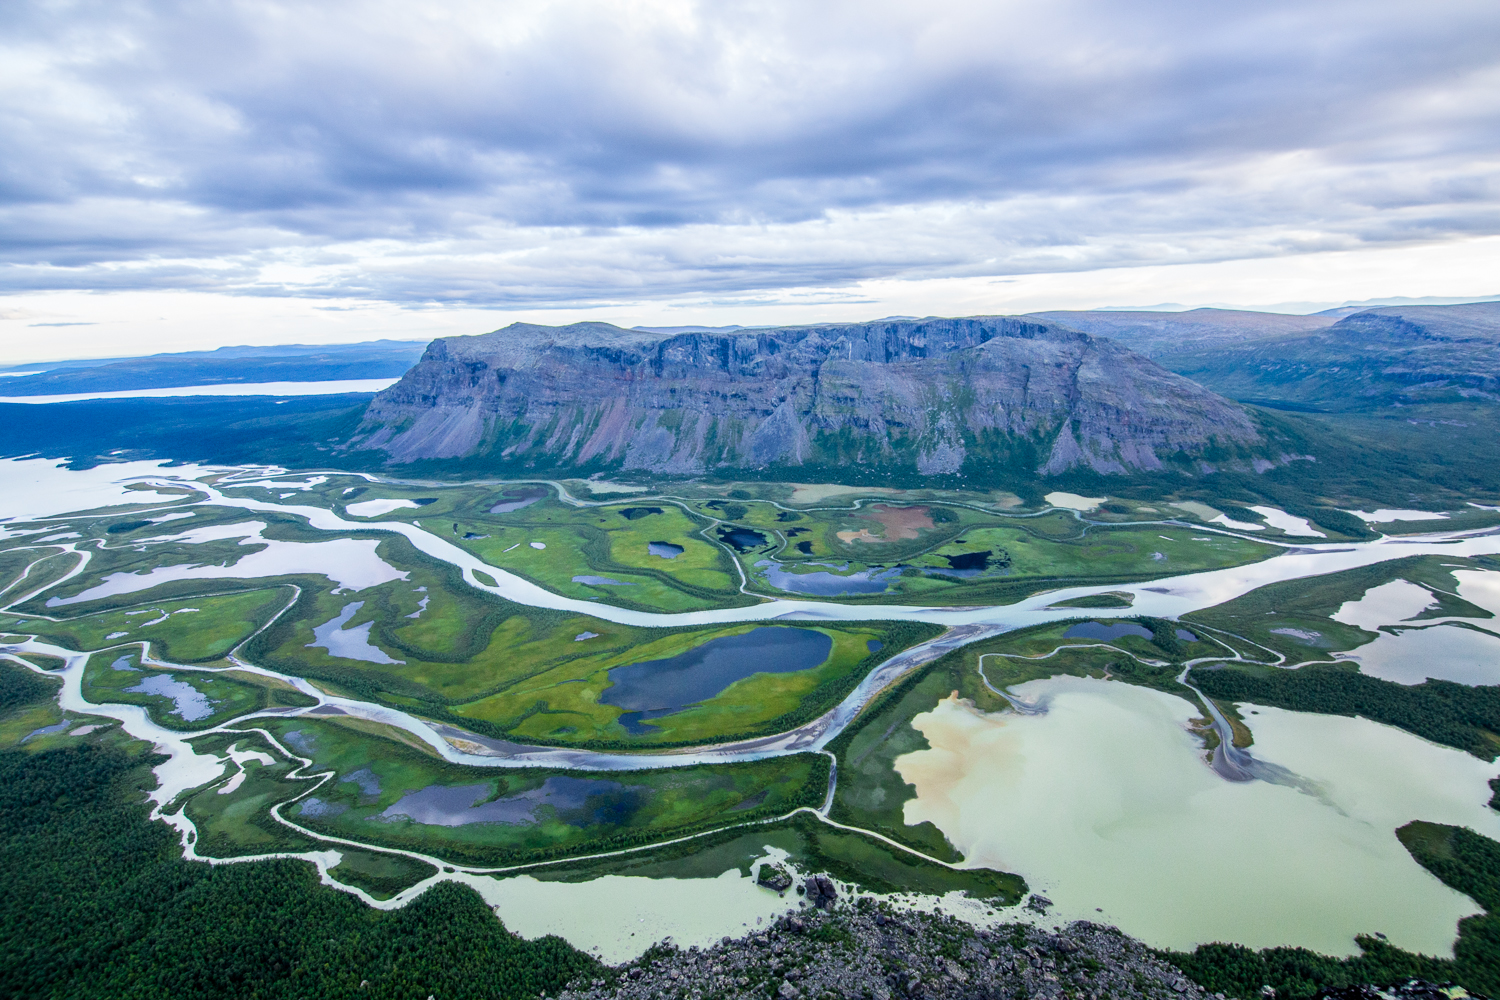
xmin=349 ymin=316 xmax=1266 ymax=478
xmin=553 ymin=902 xmax=1215 ymax=1000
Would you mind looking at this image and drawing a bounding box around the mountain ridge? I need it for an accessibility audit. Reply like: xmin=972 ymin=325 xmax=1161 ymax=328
xmin=348 ymin=316 xmax=1277 ymax=479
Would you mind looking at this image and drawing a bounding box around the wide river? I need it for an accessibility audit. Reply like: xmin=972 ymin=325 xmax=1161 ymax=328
xmin=4 ymin=457 xmax=1500 ymax=960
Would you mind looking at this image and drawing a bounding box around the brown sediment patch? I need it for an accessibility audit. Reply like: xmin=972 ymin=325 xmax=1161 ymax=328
xmin=894 ymin=693 xmax=1009 ymax=831
xmin=836 ymin=504 xmax=933 ymax=543
xmin=866 ymin=504 xmax=933 ymax=541
xmin=990 ymin=492 xmax=1023 ymax=508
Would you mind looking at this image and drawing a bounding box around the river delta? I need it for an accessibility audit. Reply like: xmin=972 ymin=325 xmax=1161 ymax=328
xmin=3 ymin=456 xmax=1500 ymax=966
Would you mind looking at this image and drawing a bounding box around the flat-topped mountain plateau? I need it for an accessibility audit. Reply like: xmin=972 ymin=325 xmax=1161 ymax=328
xmin=349 ymin=316 xmax=1269 ymax=479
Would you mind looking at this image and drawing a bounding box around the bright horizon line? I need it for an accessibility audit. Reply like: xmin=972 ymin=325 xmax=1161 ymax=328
xmin=7 ymin=293 xmax=1500 ymax=369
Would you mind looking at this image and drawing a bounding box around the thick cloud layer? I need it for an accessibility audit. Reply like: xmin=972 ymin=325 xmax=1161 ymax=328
xmin=2 ymin=0 xmax=1498 ymax=305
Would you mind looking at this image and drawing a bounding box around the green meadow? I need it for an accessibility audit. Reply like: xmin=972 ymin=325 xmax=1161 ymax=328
xmin=20 ymin=588 xmax=288 ymax=663
xmin=181 ymin=730 xmax=323 ymax=857
xmin=253 ymin=715 xmax=829 ymax=866
xmin=80 ymin=650 xmax=312 ymax=731
xmin=450 ymin=620 xmax=938 ymax=747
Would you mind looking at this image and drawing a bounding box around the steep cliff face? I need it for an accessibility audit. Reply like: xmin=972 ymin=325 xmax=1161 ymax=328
xmin=349 ymin=316 xmax=1263 ymax=477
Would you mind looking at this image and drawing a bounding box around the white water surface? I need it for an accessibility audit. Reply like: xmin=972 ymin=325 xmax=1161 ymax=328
xmin=0 ymin=379 xmax=399 ymax=404
xmin=896 ymin=679 xmax=1498 ymax=957
xmin=47 ymin=521 xmax=408 ymax=606
xmin=479 ymin=870 xmax=800 ymax=963
xmin=308 ymin=601 xmax=405 ymax=664
xmin=1348 ymin=508 xmax=1450 ymax=523
xmin=1043 ymin=492 xmax=1104 ymax=511
xmin=1331 ymin=579 xmax=1437 ymax=630
xmin=1330 ymin=572 xmax=1500 ymax=685
xmin=346 ymin=499 xmax=420 ymax=517
xmin=0 ymin=457 xmax=211 ymax=524
xmin=1346 ymin=625 xmax=1500 ymax=686
xmin=1250 ymin=506 xmax=1325 ymax=537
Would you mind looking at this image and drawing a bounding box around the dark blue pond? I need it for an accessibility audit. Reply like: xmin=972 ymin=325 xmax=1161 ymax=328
xmin=717 ymin=525 xmax=768 ymax=552
xmin=603 ymin=626 xmax=833 ymax=734
xmin=1063 ymin=621 xmax=1154 ymax=641
xmin=489 ymin=487 xmax=546 ymax=514
xmin=375 ymin=776 xmax=630 ymax=827
xmin=755 ymin=559 xmax=901 ymax=595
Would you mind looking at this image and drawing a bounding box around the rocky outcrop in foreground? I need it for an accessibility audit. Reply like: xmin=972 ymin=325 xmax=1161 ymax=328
xmin=552 ymin=901 xmax=1215 ymax=1000
xmin=350 ymin=317 xmax=1267 ymax=478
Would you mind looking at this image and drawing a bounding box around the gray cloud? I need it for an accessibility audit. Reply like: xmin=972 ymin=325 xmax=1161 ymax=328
xmin=2 ymin=0 xmax=1498 ymax=304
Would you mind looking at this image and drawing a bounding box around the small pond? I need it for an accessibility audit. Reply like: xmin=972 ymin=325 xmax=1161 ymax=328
xmin=377 ymin=776 xmax=629 ymax=827
xmin=573 ymin=575 xmax=635 ymax=586
xmin=601 ymin=626 xmax=833 ymax=733
xmin=648 ymin=541 xmax=684 ymax=559
xmin=23 ymin=720 xmax=72 ymax=742
xmin=618 ymin=507 xmax=663 ymax=520
xmin=1063 ymin=622 xmax=1153 ymax=642
xmin=126 ymin=674 xmax=216 ymax=721
xmin=717 ymin=526 xmax=768 ymax=552
xmin=755 ymin=559 xmax=902 ymax=596
xmin=307 ymin=601 xmax=405 ymax=665
xmin=489 ymin=488 xmax=546 ymax=514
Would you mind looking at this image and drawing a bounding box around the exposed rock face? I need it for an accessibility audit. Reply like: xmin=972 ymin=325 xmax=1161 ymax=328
xmin=553 ymin=906 xmax=1222 ymax=1000
xmin=350 ymin=317 xmax=1262 ymax=477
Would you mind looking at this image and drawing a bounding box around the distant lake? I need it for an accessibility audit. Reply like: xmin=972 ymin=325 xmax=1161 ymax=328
xmin=0 ymin=378 xmax=399 ymax=404
xmin=602 ymin=626 xmax=832 ymax=733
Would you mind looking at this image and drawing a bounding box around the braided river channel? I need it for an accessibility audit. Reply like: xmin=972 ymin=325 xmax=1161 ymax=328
xmin=4 ymin=457 xmax=1500 ymax=961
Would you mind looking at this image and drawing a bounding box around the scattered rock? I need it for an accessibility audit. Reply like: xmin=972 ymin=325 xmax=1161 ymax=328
xmin=803 ymin=874 xmax=837 ymax=909
xmin=551 ymin=908 xmax=1214 ymax=1000
xmin=757 ymin=864 xmax=794 ymax=893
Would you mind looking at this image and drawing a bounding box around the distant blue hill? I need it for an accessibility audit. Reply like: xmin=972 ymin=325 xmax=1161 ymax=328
xmin=0 ymin=340 xmax=428 ymax=395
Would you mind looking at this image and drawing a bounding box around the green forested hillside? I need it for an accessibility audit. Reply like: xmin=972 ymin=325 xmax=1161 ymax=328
xmin=0 ymin=742 xmax=596 ymax=1000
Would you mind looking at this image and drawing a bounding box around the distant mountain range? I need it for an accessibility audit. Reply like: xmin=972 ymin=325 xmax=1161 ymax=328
xmin=6 ymin=301 xmax=1497 ymax=490
xmin=347 ymin=317 xmax=1274 ymax=478
xmin=1034 ymin=301 xmax=1500 ymax=412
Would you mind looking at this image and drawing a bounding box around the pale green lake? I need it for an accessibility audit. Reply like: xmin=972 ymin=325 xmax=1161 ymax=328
xmin=896 ymin=676 xmax=1499 ymax=957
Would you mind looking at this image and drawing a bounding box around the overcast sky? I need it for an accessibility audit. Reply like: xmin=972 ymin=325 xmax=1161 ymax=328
xmin=3 ymin=0 xmax=1500 ymax=359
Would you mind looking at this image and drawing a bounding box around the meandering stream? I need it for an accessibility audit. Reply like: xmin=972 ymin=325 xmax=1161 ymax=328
xmin=5 ymin=457 xmax=1500 ymax=958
